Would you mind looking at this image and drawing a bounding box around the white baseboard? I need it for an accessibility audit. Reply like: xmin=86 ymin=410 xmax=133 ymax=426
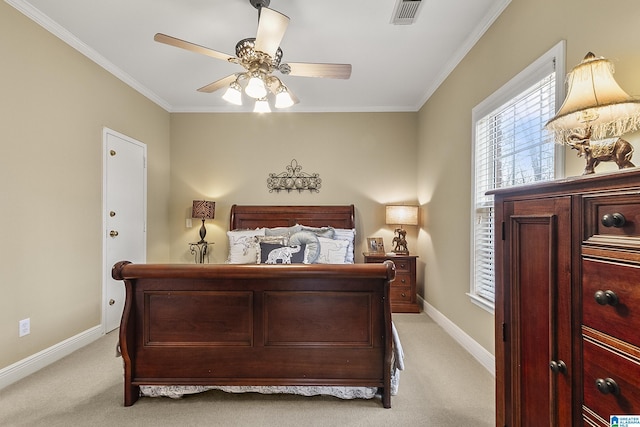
xmin=0 ymin=325 xmax=104 ymax=390
xmin=418 ymin=295 xmax=495 ymax=376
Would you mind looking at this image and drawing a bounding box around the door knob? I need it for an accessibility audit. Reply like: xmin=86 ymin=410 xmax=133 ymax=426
xmin=109 ymin=230 xmax=119 ymax=237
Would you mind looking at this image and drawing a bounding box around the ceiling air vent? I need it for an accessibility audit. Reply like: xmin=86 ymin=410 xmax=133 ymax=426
xmin=391 ymin=0 xmax=422 ymax=25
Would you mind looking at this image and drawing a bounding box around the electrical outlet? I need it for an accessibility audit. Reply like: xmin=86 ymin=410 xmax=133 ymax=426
xmin=19 ymin=318 xmax=30 ymax=337
xmin=186 ymin=218 xmax=192 ymax=228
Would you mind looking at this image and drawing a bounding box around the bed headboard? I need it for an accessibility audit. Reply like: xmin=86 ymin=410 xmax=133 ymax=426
xmin=230 ymin=205 xmax=355 ymax=230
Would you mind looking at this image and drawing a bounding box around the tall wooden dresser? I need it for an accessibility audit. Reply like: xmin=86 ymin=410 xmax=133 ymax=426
xmin=492 ymin=169 xmax=640 ymax=426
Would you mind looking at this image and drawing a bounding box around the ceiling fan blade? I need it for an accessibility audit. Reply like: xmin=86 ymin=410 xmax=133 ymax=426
xmin=282 ymin=63 xmax=352 ymax=79
xmin=197 ymin=74 xmax=237 ymax=93
xmin=154 ymin=33 xmax=234 ymax=62
xmin=254 ymin=7 xmax=289 ymax=58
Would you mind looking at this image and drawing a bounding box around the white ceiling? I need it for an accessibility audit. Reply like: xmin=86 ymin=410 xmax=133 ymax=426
xmin=8 ymin=0 xmax=510 ymax=113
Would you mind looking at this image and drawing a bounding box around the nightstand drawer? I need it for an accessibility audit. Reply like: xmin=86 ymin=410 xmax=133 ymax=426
xmin=583 ymin=338 xmax=640 ymax=420
xmin=391 ymin=286 xmax=413 ymax=304
xmin=393 ymin=260 xmax=411 ymax=273
xmin=393 ymin=273 xmax=411 ymax=287
xmin=582 ymin=259 xmax=640 ymax=348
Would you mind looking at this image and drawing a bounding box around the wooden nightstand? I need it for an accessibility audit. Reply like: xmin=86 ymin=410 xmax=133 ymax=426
xmin=363 ymin=253 xmax=420 ymax=313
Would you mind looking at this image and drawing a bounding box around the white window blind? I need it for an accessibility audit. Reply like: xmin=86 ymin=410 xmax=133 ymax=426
xmin=470 ymin=42 xmax=564 ymax=310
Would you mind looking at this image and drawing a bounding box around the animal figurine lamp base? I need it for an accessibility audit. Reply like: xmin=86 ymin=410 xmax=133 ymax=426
xmin=392 ymin=228 xmax=409 ymax=255
xmin=567 ymin=129 xmax=635 ymax=175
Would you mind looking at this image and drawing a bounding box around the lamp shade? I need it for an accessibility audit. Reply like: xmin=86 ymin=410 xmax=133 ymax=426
xmin=245 ymin=75 xmax=268 ymax=99
xmin=253 ymin=98 xmax=271 ymax=113
xmin=545 ymin=52 xmax=640 ymax=142
xmin=386 ymin=205 xmax=418 ymax=226
xmin=275 ymin=87 xmax=294 ymax=109
xmin=222 ymin=82 xmax=243 ymax=106
xmin=192 ymin=200 xmax=215 ymax=219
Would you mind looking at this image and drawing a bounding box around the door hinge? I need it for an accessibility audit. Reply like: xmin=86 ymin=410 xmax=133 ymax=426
xmin=502 ymin=322 xmax=507 ymax=342
xmin=501 ymin=221 xmax=505 ymax=240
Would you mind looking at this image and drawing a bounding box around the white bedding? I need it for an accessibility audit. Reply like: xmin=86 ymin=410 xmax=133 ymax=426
xmin=137 ymin=323 xmax=404 ymax=401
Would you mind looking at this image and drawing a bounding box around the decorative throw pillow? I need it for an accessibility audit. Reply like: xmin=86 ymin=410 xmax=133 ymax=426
xmin=265 ymin=224 xmax=303 ymax=238
xmin=316 ymin=237 xmax=349 ymax=264
xmin=259 ymin=243 xmax=306 ymax=264
xmin=226 ymin=228 xmax=266 ymax=264
xmin=300 ymin=225 xmax=335 ymax=239
xmin=255 ymin=235 xmax=287 ymax=262
xmin=332 ymin=228 xmax=356 ymax=264
xmin=288 ymin=231 xmax=321 ymax=264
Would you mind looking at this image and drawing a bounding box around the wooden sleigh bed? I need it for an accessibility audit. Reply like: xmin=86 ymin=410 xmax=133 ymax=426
xmin=112 ymin=205 xmax=399 ymax=408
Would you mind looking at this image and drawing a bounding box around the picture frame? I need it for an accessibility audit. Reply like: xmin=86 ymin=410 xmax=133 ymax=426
xmin=367 ymin=237 xmax=385 ymax=254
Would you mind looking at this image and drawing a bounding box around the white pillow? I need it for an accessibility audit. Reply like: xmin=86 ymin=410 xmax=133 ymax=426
xmin=316 ymin=236 xmax=349 ymax=264
xmin=332 ymin=228 xmax=356 ymax=264
xmin=226 ymin=228 xmax=266 ymax=264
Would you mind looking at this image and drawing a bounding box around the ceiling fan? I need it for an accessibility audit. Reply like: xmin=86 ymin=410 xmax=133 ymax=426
xmin=154 ymin=0 xmax=352 ymax=111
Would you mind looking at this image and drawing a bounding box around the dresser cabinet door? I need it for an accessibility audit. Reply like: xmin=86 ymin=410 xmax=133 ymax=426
xmin=497 ymin=196 xmax=574 ymax=426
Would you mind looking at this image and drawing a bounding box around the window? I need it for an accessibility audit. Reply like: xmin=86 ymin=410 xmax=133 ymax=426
xmin=470 ymin=42 xmax=566 ymax=311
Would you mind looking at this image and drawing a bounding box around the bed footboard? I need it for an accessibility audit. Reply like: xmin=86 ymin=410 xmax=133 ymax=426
xmin=112 ymin=261 xmax=395 ymax=408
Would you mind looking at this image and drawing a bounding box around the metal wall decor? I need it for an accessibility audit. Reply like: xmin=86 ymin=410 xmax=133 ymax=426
xmin=267 ymin=159 xmax=321 ymax=193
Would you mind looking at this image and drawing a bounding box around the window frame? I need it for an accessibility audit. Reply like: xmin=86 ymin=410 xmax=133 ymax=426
xmin=468 ymin=41 xmax=566 ymax=312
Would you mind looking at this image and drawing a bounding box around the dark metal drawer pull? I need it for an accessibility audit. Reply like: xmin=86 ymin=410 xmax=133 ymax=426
xmin=595 ymin=378 xmax=620 ymax=395
xmin=594 ymin=290 xmax=619 ymax=306
xmin=601 ymin=212 xmax=626 ymax=228
xmin=549 ymin=360 xmax=566 ymax=374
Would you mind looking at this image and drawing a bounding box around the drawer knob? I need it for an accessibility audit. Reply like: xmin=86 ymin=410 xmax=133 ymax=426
xmin=594 ymin=290 xmax=619 ymax=306
xmin=549 ymin=360 xmax=566 ymax=374
xmin=595 ymin=377 xmax=620 ymax=395
xmin=601 ymin=212 xmax=626 ymax=228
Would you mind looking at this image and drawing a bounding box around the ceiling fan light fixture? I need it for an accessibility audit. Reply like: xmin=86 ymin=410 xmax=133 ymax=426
xmin=253 ymin=97 xmax=271 ymax=113
xmin=245 ymin=74 xmax=268 ymax=99
xmin=153 ymin=0 xmax=352 ymax=110
xmin=275 ymin=86 xmax=294 ymax=109
xmin=222 ymin=81 xmax=243 ymax=105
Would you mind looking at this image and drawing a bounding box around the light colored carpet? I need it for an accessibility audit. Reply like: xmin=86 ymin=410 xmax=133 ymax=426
xmin=0 ymin=313 xmax=495 ymax=426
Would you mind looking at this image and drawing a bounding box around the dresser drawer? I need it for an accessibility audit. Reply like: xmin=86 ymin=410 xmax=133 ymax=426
xmin=582 ymin=259 xmax=640 ymax=348
xmin=584 ymin=193 xmax=640 ymax=239
xmin=583 ymin=338 xmax=640 ymax=419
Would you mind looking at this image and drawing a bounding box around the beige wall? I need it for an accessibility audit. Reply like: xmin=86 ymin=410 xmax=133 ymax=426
xmin=169 ymin=112 xmax=418 ymax=264
xmin=0 ymin=3 xmax=171 ymax=368
xmin=417 ymin=0 xmax=640 ymax=353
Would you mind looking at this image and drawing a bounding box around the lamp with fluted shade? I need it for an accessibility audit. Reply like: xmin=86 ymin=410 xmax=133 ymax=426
xmin=192 ymin=200 xmax=215 ymax=244
xmin=545 ymin=52 xmax=640 ymax=174
xmin=386 ymin=205 xmax=418 ymax=255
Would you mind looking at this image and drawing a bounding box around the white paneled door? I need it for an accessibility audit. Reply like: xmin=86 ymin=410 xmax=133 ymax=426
xmin=103 ymin=128 xmax=146 ymax=333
